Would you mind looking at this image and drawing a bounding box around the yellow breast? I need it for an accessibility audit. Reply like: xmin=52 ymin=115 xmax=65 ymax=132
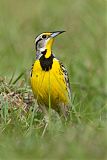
xmin=30 ymin=59 xmax=70 ymax=108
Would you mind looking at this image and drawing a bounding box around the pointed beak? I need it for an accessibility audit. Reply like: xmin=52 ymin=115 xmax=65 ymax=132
xmin=51 ymin=31 xmax=66 ymax=38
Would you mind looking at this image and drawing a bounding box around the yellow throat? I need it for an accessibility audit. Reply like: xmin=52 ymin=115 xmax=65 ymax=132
xmin=45 ymin=37 xmax=54 ymax=58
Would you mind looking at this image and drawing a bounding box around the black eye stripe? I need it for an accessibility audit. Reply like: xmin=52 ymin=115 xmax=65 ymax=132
xmin=42 ymin=35 xmax=47 ymax=39
xmin=36 ymin=38 xmax=42 ymax=49
xmin=36 ymin=38 xmax=42 ymax=45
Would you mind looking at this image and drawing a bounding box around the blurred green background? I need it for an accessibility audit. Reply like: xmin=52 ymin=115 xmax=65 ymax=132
xmin=0 ymin=0 xmax=106 ymax=159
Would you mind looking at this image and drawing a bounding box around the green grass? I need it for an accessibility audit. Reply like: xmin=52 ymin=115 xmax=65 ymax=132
xmin=0 ymin=0 xmax=107 ymax=159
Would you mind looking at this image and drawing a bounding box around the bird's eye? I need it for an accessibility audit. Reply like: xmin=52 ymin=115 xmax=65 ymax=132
xmin=42 ymin=35 xmax=47 ymax=39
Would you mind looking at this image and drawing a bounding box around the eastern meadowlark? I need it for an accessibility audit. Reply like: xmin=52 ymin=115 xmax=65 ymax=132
xmin=30 ymin=31 xmax=71 ymax=119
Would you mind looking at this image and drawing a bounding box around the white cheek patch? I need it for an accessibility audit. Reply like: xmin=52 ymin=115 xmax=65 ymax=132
xmin=39 ymin=47 xmax=46 ymax=52
xmin=35 ymin=35 xmax=50 ymax=52
xmin=39 ymin=39 xmax=49 ymax=51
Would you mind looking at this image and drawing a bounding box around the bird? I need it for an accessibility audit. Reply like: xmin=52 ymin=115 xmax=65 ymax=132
xmin=30 ymin=31 xmax=71 ymax=120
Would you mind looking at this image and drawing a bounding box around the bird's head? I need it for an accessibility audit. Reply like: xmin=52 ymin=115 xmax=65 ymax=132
xmin=35 ymin=31 xmax=65 ymax=58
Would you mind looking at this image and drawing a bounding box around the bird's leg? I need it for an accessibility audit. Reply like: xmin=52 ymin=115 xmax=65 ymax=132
xmin=59 ymin=103 xmax=70 ymax=122
xmin=39 ymin=104 xmax=48 ymax=115
xmin=39 ymin=104 xmax=49 ymax=137
xmin=39 ymin=104 xmax=49 ymax=123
